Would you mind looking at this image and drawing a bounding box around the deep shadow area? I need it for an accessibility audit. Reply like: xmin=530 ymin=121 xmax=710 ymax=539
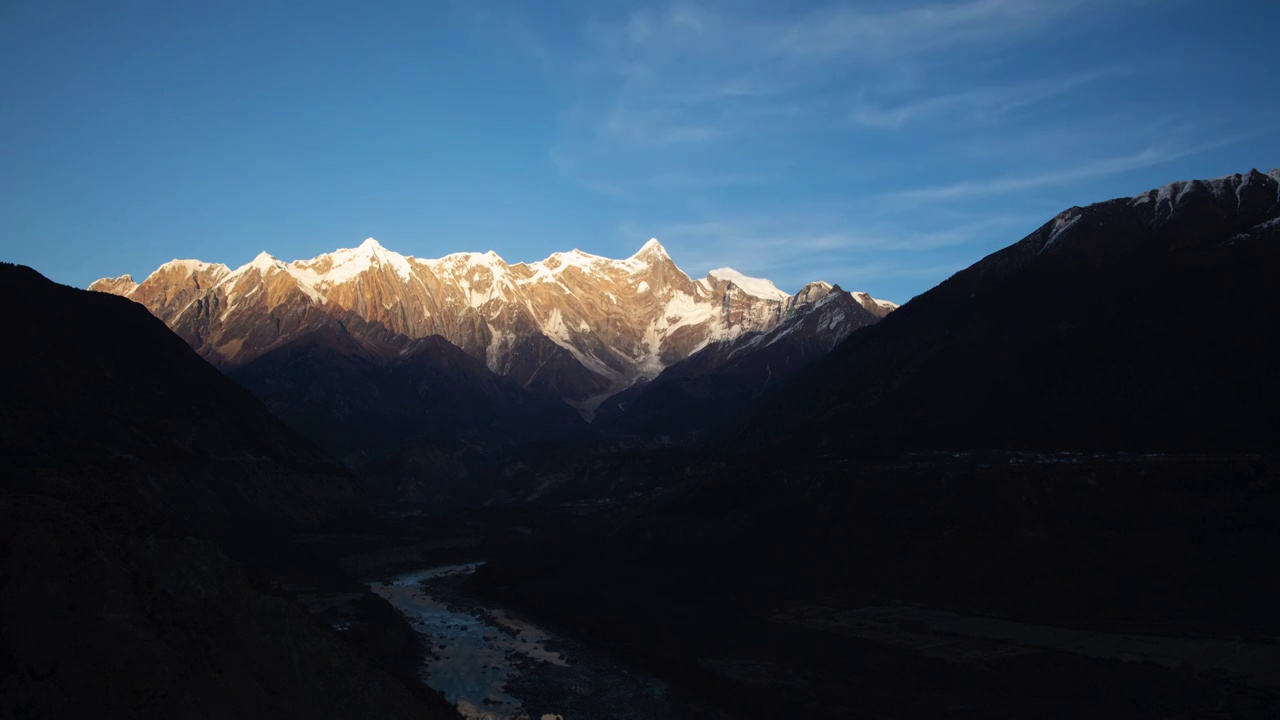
xmin=0 ymin=264 xmax=458 ymax=719
xmin=466 ymin=171 xmax=1280 ymax=717
xmin=7 ymin=168 xmax=1280 ymax=719
xmin=470 ymin=452 xmax=1280 ymax=718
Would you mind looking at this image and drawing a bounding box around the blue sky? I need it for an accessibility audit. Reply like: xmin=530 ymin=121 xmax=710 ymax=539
xmin=2 ymin=0 xmax=1276 ymax=303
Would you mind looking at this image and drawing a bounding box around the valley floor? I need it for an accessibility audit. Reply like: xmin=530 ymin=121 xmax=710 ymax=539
xmin=772 ymin=604 xmax=1280 ymax=692
xmin=457 ymin=450 xmax=1280 ymax=719
xmin=235 ymin=450 xmax=1280 ymax=719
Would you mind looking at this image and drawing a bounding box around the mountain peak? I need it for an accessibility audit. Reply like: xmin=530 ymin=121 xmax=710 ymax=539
xmin=800 ymin=280 xmax=834 ymax=291
xmin=708 ymin=268 xmax=791 ymax=301
xmin=631 ymin=238 xmax=669 ymax=259
xmin=335 ymin=237 xmax=390 ymax=258
xmin=88 ymin=274 xmax=139 ymax=294
xmin=248 ymin=251 xmax=280 ymax=271
xmin=320 ymin=237 xmax=416 ymax=282
xmin=156 ymin=258 xmax=228 ymax=277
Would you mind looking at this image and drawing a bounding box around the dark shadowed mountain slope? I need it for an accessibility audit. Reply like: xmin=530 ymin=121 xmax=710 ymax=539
xmin=0 ymin=264 xmax=456 ymax=719
xmin=228 ymin=323 xmax=591 ymax=508
xmin=470 ymin=170 xmax=1280 ymax=718
xmin=1 ymin=263 xmax=368 ymax=537
xmin=595 ymin=283 xmax=888 ymax=437
xmin=744 ymin=168 xmax=1280 ymax=454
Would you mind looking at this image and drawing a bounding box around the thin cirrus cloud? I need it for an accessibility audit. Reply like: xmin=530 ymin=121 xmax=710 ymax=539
xmin=770 ymin=0 xmax=1092 ymax=61
xmin=887 ymin=136 xmax=1258 ymax=205
xmin=850 ymin=69 xmax=1123 ymax=129
xmin=527 ymin=0 xmax=1116 ymax=197
xmin=454 ymin=0 xmax=1272 ymax=301
xmin=566 ymin=0 xmax=1099 ymax=149
xmin=3 ymin=0 xmax=1272 ymax=301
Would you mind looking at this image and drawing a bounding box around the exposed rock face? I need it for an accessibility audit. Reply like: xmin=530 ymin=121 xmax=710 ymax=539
xmin=685 ymin=281 xmax=888 ymax=376
xmin=92 ymin=238 xmax=894 ymax=410
xmin=86 ymin=273 xmax=138 ymax=296
xmin=595 ymin=280 xmax=887 ymax=436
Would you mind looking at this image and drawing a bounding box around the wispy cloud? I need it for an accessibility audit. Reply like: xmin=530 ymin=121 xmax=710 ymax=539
xmin=523 ymin=0 xmax=1110 ymax=194
xmin=887 ymin=136 xmax=1252 ymax=203
xmin=773 ymin=0 xmax=1091 ymax=62
xmin=601 ymin=111 xmax=720 ymax=146
xmin=449 ymin=1 xmax=1263 ymax=301
xmin=850 ymin=69 xmax=1121 ymax=129
xmin=548 ymin=145 xmax=764 ymax=199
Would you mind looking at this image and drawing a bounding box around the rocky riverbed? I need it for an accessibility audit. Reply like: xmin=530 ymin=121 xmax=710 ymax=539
xmin=370 ymin=563 xmax=730 ymax=720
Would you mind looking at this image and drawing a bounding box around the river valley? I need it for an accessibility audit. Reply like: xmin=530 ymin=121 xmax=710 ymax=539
xmin=369 ymin=562 xmax=729 ymax=720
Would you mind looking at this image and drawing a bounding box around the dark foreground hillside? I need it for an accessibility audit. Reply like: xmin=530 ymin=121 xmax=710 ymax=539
xmin=0 ymin=264 xmax=457 ymax=719
xmin=747 ymin=168 xmax=1280 ymax=453
xmin=471 ymin=170 xmax=1280 ymax=718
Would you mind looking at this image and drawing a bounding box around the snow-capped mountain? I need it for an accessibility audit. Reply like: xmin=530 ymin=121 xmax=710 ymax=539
xmin=594 ymin=279 xmax=891 ymax=435
xmin=91 ymin=238 xmax=894 ymax=410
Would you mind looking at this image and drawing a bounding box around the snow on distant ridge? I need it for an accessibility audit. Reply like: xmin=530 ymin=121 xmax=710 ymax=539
xmin=310 ymin=237 xmax=416 ymax=284
xmin=88 ymin=234 xmax=899 ymax=413
xmin=246 ymin=251 xmax=281 ymax=272
xmin=707 ymin=268 xmax=791 ymax=301
xmin=97 ymin=238 xmax=884 ymax=315
xmin=157 ymin=258 xmax=228 ymax=276
xmin=1130 ymin=168 xmax=1280 ymax=215
xmin=632 ymin=238 xmax=667 ymax=257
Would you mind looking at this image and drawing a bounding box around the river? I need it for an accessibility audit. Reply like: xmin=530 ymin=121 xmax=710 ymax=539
xmin=369 ymin=563 xmax=719 ymax=720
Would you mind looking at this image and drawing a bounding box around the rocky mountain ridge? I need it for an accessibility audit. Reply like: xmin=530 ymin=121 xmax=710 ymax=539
xmin=91 ymin=239 xmax=895 ymax=410
xmin=743 ymin=166 xmax=1280 ymax=452
xmin=595 ymin=279 xmax=889 ymax=436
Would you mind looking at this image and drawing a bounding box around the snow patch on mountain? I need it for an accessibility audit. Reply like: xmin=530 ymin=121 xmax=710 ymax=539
xmin=155 ymin=259 xmax=230 ymax=278
xmin=1137 ymin=170 xmax=1280 ymax=223
xmin=1041 ymin=209 xmax=1083 ymax=254
xmin=707 ymin=268 xmax=791 ymax=301
xmin=663 ymin=291 xmax=717 ymax=333
xmin=851 ymin=292 xmax=898 ymax=314
xmin=544 ymin=249 xmax=609 ymax=273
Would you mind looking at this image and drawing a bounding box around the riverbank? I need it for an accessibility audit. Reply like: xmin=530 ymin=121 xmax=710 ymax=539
xmin=372 ymin=562 xmax=736 ymax=720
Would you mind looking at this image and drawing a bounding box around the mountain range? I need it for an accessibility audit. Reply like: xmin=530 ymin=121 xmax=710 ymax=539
xmin=8 ymin=166 xmax=1280 ymax=718
xmin=89 ymin=239 xmax=896 ymax=505
xmin=90 ymin=239 xmax=894 ymax=414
